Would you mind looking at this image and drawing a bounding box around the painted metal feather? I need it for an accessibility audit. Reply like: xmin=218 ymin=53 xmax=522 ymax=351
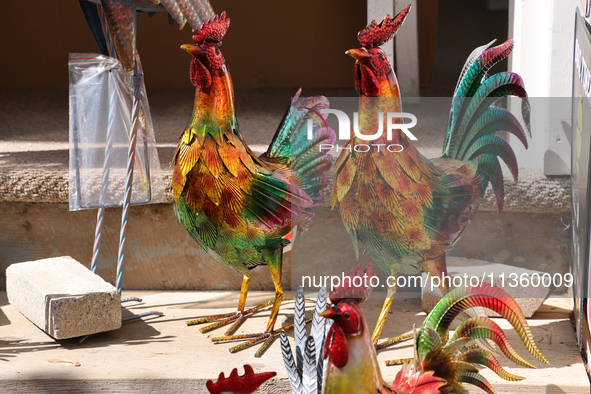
xmin=411 ymin=283 xmax=548 ymax=394
xmin=281 ymin=287 xmax=331 ymax=394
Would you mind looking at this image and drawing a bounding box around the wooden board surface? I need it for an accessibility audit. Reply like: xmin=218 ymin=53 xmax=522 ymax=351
xmin=0 ymin=291 xmax=588 ymax=393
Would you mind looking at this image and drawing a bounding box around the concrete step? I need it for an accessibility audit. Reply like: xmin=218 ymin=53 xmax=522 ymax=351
xmin=0 ymin=88 xmax=571 ymax=213
xmin=0 ymin=291 xmax=586 ymax=394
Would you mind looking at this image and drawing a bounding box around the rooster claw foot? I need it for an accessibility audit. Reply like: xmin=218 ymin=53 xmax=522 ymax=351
xmin=214 ymin=331 xmax=277 ymax=358
xmin=186 ymin=300 xmax=275 ymax=335
xmin=212 ymin=317 xmax=311 ymax=358
xmin=385 ymin=357 xmax=414 ymax=366
xmin=375 ymin=332 xmax=414 ymax=351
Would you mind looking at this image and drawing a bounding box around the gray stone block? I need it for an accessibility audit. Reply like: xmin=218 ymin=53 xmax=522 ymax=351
xmin=421 ymin=257 xmax=555 ymax=317
xmin=6 ymin=256 xmax=121 ymax=339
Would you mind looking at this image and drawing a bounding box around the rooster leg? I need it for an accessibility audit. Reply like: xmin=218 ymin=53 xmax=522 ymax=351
xmin=187 ymin=274 xmax=276 ymax=334
xmin=372 ymin=279 xmax=396 ymax=346
xmin=373 ymin=273 xmax=415 ymax=350
xmin=210 ymin=247 xmax=292 ymax=357
xmin=419 ymin=254 xmax=450 ymax=295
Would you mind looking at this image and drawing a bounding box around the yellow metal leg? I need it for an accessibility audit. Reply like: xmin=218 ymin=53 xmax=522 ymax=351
xmin=372 ymin=271 xmax=397 ymax=345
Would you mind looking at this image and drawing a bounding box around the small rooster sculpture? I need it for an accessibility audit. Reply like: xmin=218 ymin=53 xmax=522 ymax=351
xmin=319 ymin=265 xmax=446 ymax=394
xmin=333 ymin=5 xmax=531 ymax=347
xmin=317 ymin=266 xmax=547 ymax=394
xmin=173 ymin=13 xmax=335 ymax=356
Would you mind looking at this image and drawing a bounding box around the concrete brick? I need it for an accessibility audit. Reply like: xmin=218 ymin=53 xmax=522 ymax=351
xmin=421 ymin=257 xmax=555 ymax=317
xmin=6 ymin=256 xmax=121 ymax=339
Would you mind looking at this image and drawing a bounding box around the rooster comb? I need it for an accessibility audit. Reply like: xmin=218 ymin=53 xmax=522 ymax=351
xmin=358 ymin=5 xmax=411 ymax=48
xmin=329 ymin=264 xmax=377 ymax=304
xmin=192 ymin=12 xmax=230 ymax=44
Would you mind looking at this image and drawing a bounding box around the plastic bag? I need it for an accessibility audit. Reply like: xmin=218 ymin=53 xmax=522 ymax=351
xmin=68 ymin=53 xmax=166 ymax=211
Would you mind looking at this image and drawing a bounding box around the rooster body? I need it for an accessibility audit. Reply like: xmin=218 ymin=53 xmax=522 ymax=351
xmin=322 ymin=299 xmax=390 ymax=394
xmin=333 ymin=6 xmax=530 ymax=344
xmin=173 ymin=13 xmax=335 ymax=354
xmin=320 ymin=266 xmax=447 ymax=394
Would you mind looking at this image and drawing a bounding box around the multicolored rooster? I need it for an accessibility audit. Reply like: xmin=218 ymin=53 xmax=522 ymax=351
xmin=172 ymin=13 xmax=335 ymax=356
xmin=318 ymin=266 xmax=547 ymax=394
xmin=332 ymin=5 xmax=531 ymax=347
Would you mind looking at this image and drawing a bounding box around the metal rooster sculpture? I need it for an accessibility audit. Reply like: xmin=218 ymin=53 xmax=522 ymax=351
xmin=332 ymin=5 xmax=531 ymax=348
xmin=79 ymin=0 xmax=214 ymax=71
xmin=173 ymin=13 xmax=335 ymax=356
xmin=317 ymin=266 xmax=547 ymax=394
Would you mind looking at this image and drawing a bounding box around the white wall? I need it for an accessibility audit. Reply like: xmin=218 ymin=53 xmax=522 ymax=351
xmin=509 ymin=0 xmax=583 ymax=175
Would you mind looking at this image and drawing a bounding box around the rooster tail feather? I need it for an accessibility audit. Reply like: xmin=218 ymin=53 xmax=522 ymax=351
xmin=449 ymin=316 xmax=536 ymax=369
xmin=281 ymin=287 xmax=329 ymax=394
xmin=263 ymin=93 xmax=336 ymax=207
xmin=294 ymin=287 xmax=307 ymax=377
xmin=423 ymin=282 xmax=548 ymax=364
xmin=303 ymin=336 xmax=318 ymax=394
xmin=455 ymin=107 xmax=529 ymax=159
xmin=453 ymin=39 xmax=497 ymax=97
xmin=459 ymin=348 xmax=526 ymax=381
xmin=443 ymin=39 xmax=529 ymax=213
xmin=281 ymin=331 xmax=303 ymax=394
xmin=457 ymin=372 xmax=496 ymax=394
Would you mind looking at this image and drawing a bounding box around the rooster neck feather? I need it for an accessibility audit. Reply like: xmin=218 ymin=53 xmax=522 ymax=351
xmin=190 ymin=67 xmax=236 ymax=130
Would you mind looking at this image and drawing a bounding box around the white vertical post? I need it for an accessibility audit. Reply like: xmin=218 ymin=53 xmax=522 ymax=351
xmin=394 ymin=0 xmax=420 ymax=101
xmin=509 ymin=0 xmax=582 ymax=175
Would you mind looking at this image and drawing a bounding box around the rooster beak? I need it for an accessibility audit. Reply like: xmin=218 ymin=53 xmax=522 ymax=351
xmin=319 ymin=307 xmax=339 ymax=320
xmin=181 ymin=44 xmax=204 ymax=57
xmin=346 ymin=48 xmax=371 ymax=61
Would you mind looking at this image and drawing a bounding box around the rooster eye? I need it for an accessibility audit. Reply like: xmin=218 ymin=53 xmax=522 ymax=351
xmin=215 ymin=48 xmax=220 ymax=55
xmin=379 ymin=53 xmax=385 ymax=61
xmin=344 ymin=312 xmax=350 ymax=319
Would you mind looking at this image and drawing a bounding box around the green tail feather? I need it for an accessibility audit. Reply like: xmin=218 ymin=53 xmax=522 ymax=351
xmin=443 ymin=39 xmax=530 ymax=213
xmin=262 ymin=91 xmax=336 ymax=206
xmin=459 ymin=348 xmax=525 ymax=381
xmin=457 ymin=372 xmax=496 ymax=394
xmin=414 ymin=283 xmax=547 ymax=394
xmin=422 ymin=282 xmax=548 ymax=364
xmin=454 ymin=107 xmax=528 ymax=158
xmin=449 ymin=316 xmax=536 ymax=369
xmin=475 ymin=155 xmax=505 ymax=212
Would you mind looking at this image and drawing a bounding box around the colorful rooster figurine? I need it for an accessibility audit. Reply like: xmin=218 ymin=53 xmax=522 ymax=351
xmin=172 ymin=12 xmax=335 ymax=356
xmin=318 ymin=266 xmax=547 ymax=394
xmin=332 ymin=5 xmax=531 ymax=348
xmin=319 ymin=265 xmax=445 ymax=394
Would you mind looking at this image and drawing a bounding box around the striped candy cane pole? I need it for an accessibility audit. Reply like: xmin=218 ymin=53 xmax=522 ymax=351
xmin=90 ymin=4 xmax=119 ymax=274
xmin=115 ymin=56 xmax=142 ymax=294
